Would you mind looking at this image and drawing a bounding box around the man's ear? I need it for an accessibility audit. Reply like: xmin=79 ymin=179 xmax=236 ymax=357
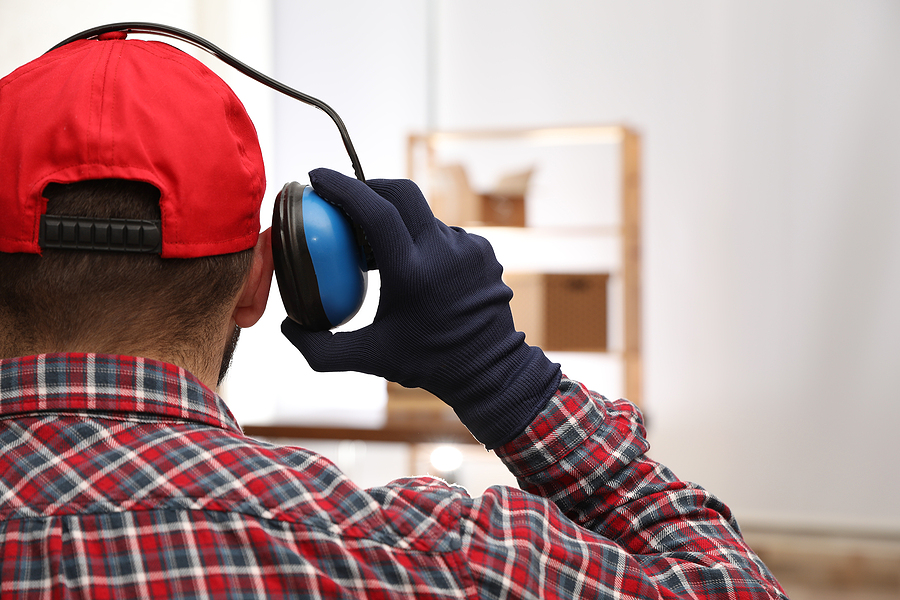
xmin=233 ymin=228 xmax=274 ymax=328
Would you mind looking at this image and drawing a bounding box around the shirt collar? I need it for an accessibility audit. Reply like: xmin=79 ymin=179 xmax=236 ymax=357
xmin=0 ymin=353 xmax=242 ymax=434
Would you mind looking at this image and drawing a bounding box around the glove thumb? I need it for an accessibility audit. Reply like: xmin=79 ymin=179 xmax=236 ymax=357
xmin=281 ymin=318 xmax=342 ymax=372
xmin=281 ymin=318 xmax=381 ymax=375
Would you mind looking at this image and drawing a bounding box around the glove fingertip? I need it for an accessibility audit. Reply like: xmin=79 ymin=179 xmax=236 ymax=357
xmin=280 ymin=317 xmax=303 ymax=338
xmin=281 ymin=318 xmax=322 ymax=350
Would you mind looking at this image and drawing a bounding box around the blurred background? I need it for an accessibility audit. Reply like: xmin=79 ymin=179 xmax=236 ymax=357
xmin=3 ymin=2 xmax=899 ymax=597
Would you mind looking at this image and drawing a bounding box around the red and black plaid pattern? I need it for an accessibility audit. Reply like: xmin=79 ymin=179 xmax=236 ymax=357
xmin=0 ymin=354 xmax=786 ymax=598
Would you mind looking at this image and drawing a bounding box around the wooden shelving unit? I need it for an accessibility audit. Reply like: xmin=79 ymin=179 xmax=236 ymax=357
xmin=244 ymin=125 xmax=642 ymax=445
xmin=406 ymin=124 xmax=643 ymax=409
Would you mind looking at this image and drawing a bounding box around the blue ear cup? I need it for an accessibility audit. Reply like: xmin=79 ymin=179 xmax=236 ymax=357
xmin=273 ymin=182 xmax=368 ymax=331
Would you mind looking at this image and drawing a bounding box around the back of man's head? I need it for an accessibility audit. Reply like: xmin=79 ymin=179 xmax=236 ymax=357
xmin=0 ymin=32 xmax=267 ymax=372
xmin=0 ymin=179 xmax=253 ymax=366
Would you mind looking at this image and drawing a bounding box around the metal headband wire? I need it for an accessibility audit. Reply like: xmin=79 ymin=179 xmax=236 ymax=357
xmin=48 ymin=22 xmax=366 ymax=182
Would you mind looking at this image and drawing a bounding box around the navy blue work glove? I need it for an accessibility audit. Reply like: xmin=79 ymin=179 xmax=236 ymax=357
xmin=281 ymin=168 xmax=561 ymax=448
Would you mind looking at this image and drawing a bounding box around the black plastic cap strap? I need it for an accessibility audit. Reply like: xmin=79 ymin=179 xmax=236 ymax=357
xmin=39 ymin=215 xmax=162 ymax=253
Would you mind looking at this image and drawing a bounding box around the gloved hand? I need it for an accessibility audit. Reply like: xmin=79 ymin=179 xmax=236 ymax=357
xmin=281 ymin=168 xmax=561 ymax=448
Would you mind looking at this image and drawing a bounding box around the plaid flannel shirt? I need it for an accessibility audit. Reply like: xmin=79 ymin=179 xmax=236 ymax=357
xmin=0 ymin=354 xmax=786 ymax=599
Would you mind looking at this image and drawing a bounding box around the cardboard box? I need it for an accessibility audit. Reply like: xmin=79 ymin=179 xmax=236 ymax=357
xmin=506 ymin=272 xmax=608 ymax=352
xmin=478 ymin=192 xmax=526 ymax=227
xmin=429 ymin=163 xmax=532 ymax=227
xmin=478 ymin=168 xmax=532 ymax=227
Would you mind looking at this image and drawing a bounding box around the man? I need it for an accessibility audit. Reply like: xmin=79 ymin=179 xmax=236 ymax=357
xmin=0 ymin=31 xmax=787 ymax=598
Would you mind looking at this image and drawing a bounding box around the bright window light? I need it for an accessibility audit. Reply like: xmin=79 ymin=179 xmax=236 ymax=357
xmin=430 ymin=445 xmax=464 ymax=473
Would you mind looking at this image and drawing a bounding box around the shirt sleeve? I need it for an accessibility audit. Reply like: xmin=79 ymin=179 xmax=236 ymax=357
xmin=456 ymin=376 xmax=789 ymax=599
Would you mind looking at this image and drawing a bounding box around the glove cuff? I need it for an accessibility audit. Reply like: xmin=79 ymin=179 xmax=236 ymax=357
xmin=451 ymin=343 xmax=562 ymax=449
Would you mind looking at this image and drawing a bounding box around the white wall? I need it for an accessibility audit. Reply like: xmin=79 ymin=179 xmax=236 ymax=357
xmin=5 ymin=0 xmax=899 ymax=533
xmin=431 ymin=0 xmax=900 ymax=533
xmin=225 ymin=0 xmax=430 ymax=429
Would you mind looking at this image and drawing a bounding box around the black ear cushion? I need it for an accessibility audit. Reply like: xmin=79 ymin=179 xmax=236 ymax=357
xmin=272 ymin=182 xmax=332 ymax=330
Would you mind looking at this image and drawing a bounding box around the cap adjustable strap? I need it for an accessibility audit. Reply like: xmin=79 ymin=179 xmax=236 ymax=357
xmin=39 ymin=215 xmax=162 ymax=253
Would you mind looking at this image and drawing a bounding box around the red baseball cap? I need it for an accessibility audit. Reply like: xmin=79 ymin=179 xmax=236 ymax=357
xmin=0 ymin=32 xmax=265 ymax=258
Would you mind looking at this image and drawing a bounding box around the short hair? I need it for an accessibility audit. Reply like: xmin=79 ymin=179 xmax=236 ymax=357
xmin=0 ymin=179 xmax=254 ymax=359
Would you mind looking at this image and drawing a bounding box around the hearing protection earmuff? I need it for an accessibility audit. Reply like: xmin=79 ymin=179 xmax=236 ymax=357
xmin=47 ymin=22 xmax=374 ymax=331
xmin=272 ymin=182 xmax=370 ymax=331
